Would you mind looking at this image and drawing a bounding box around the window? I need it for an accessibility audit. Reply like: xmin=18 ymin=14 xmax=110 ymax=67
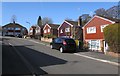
xmin=44 ymin=30 xmax=47 ymax=33
xmin=8 ymin=27 xmax=14 ymax=30
xmin=15 ymin=32 xmax=20 ymax=35
xmin=87 ymin=27 xmax=96 ymax=34
xmin=48 ymin=29 xmax=50 ymax=32
xmin=8 ymin=32 xmax=14 ymax=35
xmin=30 ymin=30 xmax=33 ymax=32
xmin=15 ymin=28 xmax=20 ymax=30
xmin=3 ymin=27 xmax=6 ymax=30
xmin=65 ymin=27 xmax=70 ymax=32
xmin=101 ymin=24 xmax=109 ymax=32
xmin=60 ymin=29 xmax=63 ymax=33
xmin=54 ymin=38 xmax=62 ymax=43
xmin=36 ymin=30 xmax=38 ymax=33
xmin=38 ymin=29 xmax=40 ymax=32
xmin=23 ymin=28 xmax=24 ymax=30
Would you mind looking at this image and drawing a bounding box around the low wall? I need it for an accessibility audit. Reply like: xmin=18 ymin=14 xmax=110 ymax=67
xmin=41 ymin=37 xmax=52 ymax=43
xmin=106 ymin=52 xmax=120 ymax=58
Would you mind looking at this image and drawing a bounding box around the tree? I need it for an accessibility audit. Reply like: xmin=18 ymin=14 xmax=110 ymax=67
xmin=95 ymin=8 xmax=107 ymax=17
xmin=11 ymin=15 xmax=17 ymax=23
xmin=103 ymin=23 xmax=119 ymax=53
xmin=42 ymin=17 xmax=53 ymax=25
xmin=65 ymin=18 xmax=73 ymax=21
xmin=80 ymin=14 xmax=91 ymax=25
xmin=94 ymin=1 xmax=120 ymax=19
xmin=37 ymin=16 xmax=42 ymax=27
xmin=106 ymin=6 xmax=119 ymax=19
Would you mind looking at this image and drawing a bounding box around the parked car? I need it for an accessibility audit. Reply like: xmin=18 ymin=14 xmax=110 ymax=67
xmin=50 ymin=37 xmax=76 ymax=53
xmin=16 ymin=34 xmax=22 ymax=38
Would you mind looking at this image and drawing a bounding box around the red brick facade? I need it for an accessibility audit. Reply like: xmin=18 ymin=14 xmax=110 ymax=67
xmin=83 ymin=16 xmax=115 ymax=40
xmin=43 ymin=24 xmax=59 ymax=38
xmin=58 ymin=21 xmax=72 ymax=37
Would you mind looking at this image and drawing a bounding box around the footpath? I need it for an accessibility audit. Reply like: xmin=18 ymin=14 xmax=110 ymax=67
xmin=26 ymin=38 xmax=120 ymax=66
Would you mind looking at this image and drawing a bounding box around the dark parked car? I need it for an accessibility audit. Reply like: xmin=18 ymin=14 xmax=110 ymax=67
xmin=50 ymin=37 xmax=76 ymax=53
xmin=16 ymin=34 xmax=22 ymax=38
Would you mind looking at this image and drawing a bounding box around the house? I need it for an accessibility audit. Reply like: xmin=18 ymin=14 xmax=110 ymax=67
xmin=2 ymin=22 xmax=28 ymax=37
xmin=29 ymin=25 xmax=36 ymax=38
xmin=58 ymin=17 xmax=83 ymax=40
xmin=43 ymin=24 xmax=60 ymax=38
xmin=29 ymin=25 xmax=44 ymax=39
xmin=34 ymin=25 xmax=41 ymax=39
xmin=83 ymin=15 xmax=115 ymax=52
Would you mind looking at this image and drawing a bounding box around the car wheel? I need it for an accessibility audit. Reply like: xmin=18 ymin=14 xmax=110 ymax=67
xmin=60 ymin=47 xmax=64 ymax=53
xmin=50 ymin=45 xmax=53 ymax=49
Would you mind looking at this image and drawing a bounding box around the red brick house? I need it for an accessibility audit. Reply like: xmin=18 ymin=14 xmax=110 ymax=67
xmin=58 ymin=19 xmax=83 ymax=40
xmin=43 ymin=24 xmax=59 ymax=38
xmin=83 ymin=15 xmax=115 ymax=52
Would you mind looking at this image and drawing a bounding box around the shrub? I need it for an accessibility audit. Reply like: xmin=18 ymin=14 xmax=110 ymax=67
xmin=103 ymin=23 xmax=119 ymax=53
xmin=83 ymin=41 xmax=89 ymax=51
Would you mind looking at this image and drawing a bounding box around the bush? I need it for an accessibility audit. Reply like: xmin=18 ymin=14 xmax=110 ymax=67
xmin=103 ymin=23 xmax=119 ymax=53
xmin=44 ymin=34 xmax=57 ymax=39
xmin=83 ymin=42 xmax=89 ymax=51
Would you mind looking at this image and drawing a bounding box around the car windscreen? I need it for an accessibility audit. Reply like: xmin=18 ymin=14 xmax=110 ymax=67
xmin=65 ymin=39 xmax=75 ymax=44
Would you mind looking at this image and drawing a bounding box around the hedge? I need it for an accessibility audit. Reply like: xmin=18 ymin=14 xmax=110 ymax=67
xmin=103 ymin=23 xmax=119 ymax=53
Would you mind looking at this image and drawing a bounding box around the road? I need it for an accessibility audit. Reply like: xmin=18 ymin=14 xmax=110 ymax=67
xmin=2 ymin=37 xmax=119 ymax=76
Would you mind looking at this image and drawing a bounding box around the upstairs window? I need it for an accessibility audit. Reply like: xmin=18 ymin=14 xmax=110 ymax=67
xmin=87 ymin=27 xmax=96 ymax=34
xmin=65 ymin=27 xmax=70 ymax=32
xmin=101 ymin=24 xmax=109 ymax=32
xmin=8 ymin=27 xmax=14 ymax=30
xmin=15 ymin=28 xmax=20 ymax=30
xmin=44 ymin=30 xmax=47 ymax=33
xmin=48 ymin=29 xmax=50 ymax=33
xmin=60 ymin=29 xmax=63 ymax=33
xmin=3 ymin=27 xmax=6 ymax=30
xmin=30 ymin=30 xmax=33 ymax=32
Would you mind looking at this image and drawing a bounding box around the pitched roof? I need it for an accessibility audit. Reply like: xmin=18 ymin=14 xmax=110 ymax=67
xmin=48 ymin=24 xmax=60 ymax=29
xmin=65 ymin=20 xmax=78 ymax=26
xmin=83 ymin=15 xmax=116 ymax=28
xmin=2 ymin=23 xmax=24 ymax=28
xmin=97 ymin=15 xmax=120 ymax=23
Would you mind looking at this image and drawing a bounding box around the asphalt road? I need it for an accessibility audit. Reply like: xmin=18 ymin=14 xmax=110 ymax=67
xmin=2 ymin=37 xmax=119 ymax=76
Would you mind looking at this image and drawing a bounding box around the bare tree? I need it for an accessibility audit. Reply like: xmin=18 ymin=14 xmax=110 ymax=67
xmin=42 ymin=17 xmax=53 ymax=25
xmin=11 ymin=15 xmax=17 ymax=23
xmin=95 ymin=8 xmax=107 ymax=17
xmin=65 ymin=18 xmax=73 ymax=21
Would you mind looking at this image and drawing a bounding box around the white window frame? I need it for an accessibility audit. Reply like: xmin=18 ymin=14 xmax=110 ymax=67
xmin=65 ymin=27 xmax=70 ymax=32
xmin=48 ymin=29 xmax=50 ymax=33
xmin=60 ymin=29 xmax=63 ymax=33
xmin=8 ymin=32 xmax=14 ymax=35
xmin=87 ymin=27 xmax=96 ymax=34
xmin=15 ymin=28 xmax=20 ymax=30
xmin=101 ymin=24 xmax=109 ymax=32
xmin=8 ymin=27 xmax=14 ymax=30
xmin=36 ymin=29 xmax=38 ymax=33
xmin=30 ymin=30 xmax=33 ymax=33
xmin=44 ymin=30 xmax=47 ymax=33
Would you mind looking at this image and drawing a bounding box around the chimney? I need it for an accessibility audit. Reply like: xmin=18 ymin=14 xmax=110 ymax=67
xmin=78 ymin=16 xmax=82 ymax=27
xmin=13 ymin=20 xmax=15 ymax=24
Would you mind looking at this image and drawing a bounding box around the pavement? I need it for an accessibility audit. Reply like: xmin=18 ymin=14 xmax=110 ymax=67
xmin=26 ymin=38 xmax=120 ymax=66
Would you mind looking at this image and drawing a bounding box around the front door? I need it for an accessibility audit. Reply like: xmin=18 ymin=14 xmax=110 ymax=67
xmin=89 ymin=40 xmax=100 ymax=51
